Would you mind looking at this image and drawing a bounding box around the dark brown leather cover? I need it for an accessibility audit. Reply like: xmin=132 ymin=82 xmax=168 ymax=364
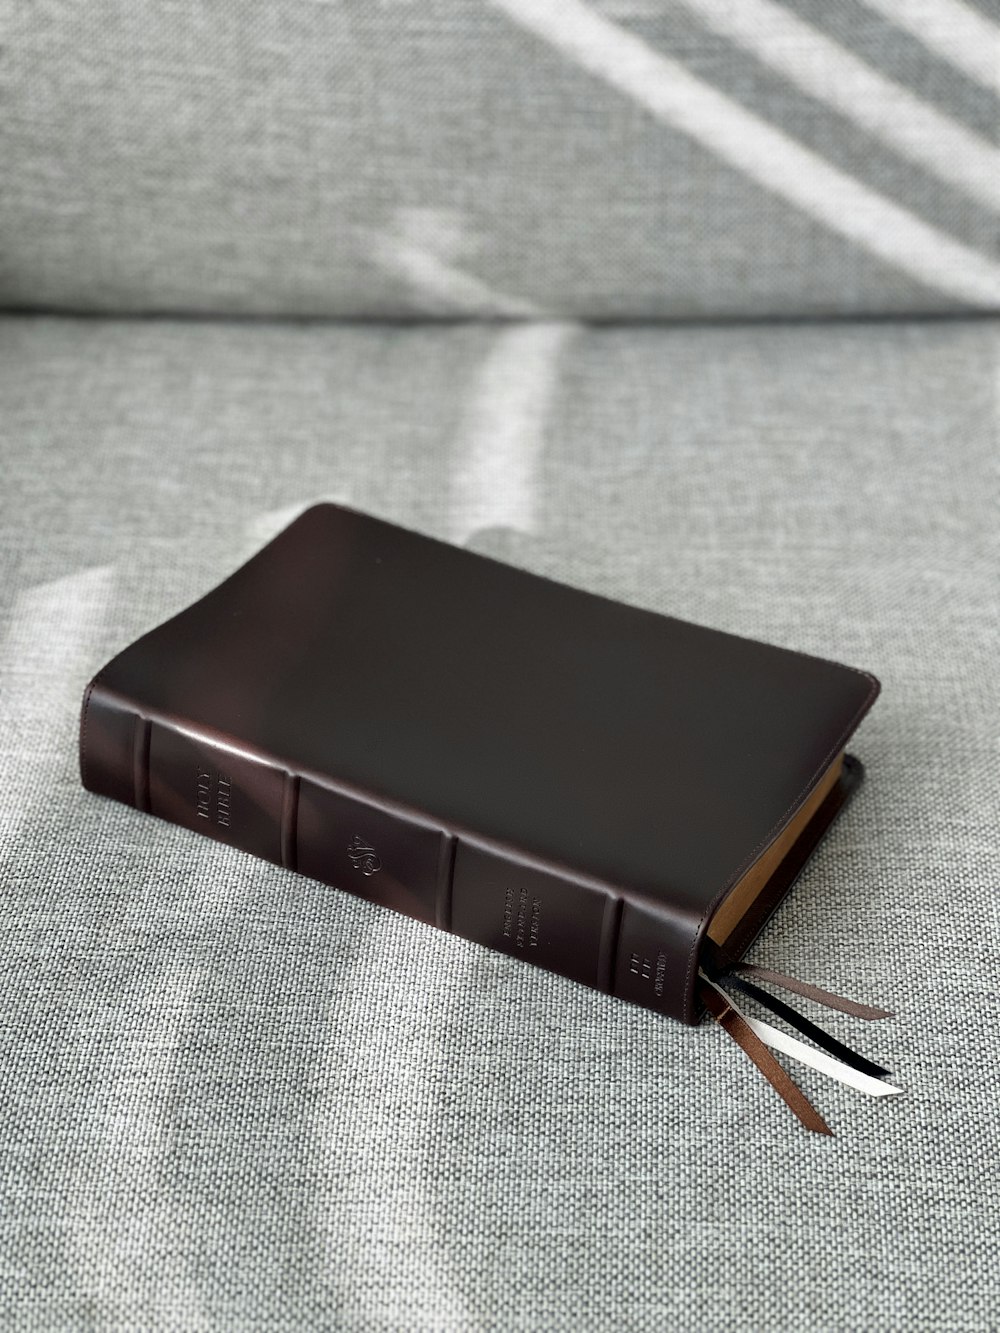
xmin=79 ymin=503 xmax=880 ymax=1024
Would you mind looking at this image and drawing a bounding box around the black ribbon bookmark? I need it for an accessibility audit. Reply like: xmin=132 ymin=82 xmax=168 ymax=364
xmin=719 ymin=973 xmax=892 ymax=1081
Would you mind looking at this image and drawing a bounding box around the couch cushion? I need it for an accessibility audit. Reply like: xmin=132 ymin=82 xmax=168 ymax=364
xmin=1 ymin=314 xmax=997 ymax=1329
xmin=2 ymin=1 xmax=999 ymax=319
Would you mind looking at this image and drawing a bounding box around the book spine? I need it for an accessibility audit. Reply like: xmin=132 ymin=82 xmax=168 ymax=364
xmin=80 ymin=682 xmax=695 ymax=1021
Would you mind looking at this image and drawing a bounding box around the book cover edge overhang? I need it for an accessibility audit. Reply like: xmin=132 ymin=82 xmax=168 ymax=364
xmin=684 ymin=670 xmax=879 ymax=1025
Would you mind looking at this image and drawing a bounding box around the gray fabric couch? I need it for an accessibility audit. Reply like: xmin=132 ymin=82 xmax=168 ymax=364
xmin=2 ymin=5 xmax=998 ymax=1330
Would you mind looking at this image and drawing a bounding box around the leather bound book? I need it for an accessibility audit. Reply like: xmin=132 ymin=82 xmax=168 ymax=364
xmin=79 ymin=504 xmax=880 ymax=1028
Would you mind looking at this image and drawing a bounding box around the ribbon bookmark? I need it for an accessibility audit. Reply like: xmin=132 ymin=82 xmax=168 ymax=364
xmin=729 ymin=963 xmax=893 ymax=1020
xmin=721 ymin=974 xmax=892 ymax=1081
xmin=702 ymin=977 xmax=905 ymax=1099
xmin=698 ymin=978 xmax=833 ymax=1136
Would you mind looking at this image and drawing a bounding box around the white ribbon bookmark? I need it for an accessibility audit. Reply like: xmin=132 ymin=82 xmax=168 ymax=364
xmin=699 ymin=973 xmax=904 ymax=1098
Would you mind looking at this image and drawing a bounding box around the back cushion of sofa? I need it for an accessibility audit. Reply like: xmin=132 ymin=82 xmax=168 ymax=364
xmin=2 ymin=0 xmax=998 ymax=320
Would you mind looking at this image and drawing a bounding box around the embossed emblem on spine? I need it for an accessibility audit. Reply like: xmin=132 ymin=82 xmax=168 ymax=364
xmin=347 ymin=834 xmax=381 ymax=876
xmin=630 ymin=950 xmax=669 ymax=997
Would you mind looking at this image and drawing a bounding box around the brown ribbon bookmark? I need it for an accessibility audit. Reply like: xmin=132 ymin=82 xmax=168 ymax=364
xmin=730 ymin=963 xmax=893 ymax=1021
xmin=699 ymin=981 xmax=833 ymax=1136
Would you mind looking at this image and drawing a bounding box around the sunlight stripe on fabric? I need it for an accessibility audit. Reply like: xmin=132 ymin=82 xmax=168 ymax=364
xmin=450 ymin=323 xmax=577 ymax=543
xmin=678 ymin=0 xmax=1000 ymax=211
xmin=492 ymin=0 xmax=1000 ymax=306
xmin=370 ymin=209 xmax=542 ymax=317
xmin=859 ymin=0 xmax=1000 ymax=93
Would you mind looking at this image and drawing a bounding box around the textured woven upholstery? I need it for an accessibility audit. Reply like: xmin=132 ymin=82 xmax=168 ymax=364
xmin=3 ymin=316 xmax=998 ymax=1330
xmin=3 ymin=2 xmax=999 ymax=1328
xmin=2 ymin=1 xmax=999 ymax=318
